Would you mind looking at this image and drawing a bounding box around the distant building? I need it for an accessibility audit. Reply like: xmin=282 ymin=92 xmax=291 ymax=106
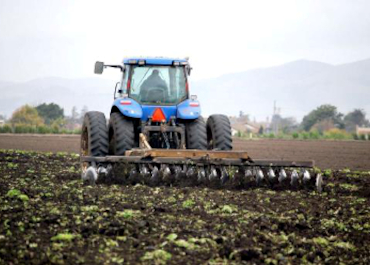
xmin=231 ymin=121 xmax=270 ymax=135
xmin=356 ymin=125 xmax=370 ymax=140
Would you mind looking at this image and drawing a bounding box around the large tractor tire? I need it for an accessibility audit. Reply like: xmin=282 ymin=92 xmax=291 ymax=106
xmin=80 ymin=111 xmax=109 ymax=157
xmin=109 ymin=112 xmax=135 ymax=155
xmin=206 ymin=114 xmax=232 ymax=150
xmin=185 ymin=117 xmax=207 ymax=150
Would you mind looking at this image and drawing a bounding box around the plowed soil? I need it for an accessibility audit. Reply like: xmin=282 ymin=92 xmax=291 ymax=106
xmin=1 ymin=134 xmax=370 ymax=170
xmin=0 ymin=150 xmax=369 ymax=264
xmin=233 ymin=138 xmax=370 ymax=171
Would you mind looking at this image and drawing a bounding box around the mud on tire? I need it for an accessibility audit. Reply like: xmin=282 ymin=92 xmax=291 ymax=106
xmin=81 ymin=111 xmax=109 ymax=156
xmin=207 ymin=114 xmax=232 ymax=150
xmin=185 ymin=117 xmax=207 ymax=150
xmin=109 ymin=112 xmax=135 ymax=155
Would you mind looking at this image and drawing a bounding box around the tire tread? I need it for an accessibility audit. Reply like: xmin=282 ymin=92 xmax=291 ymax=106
xmin=185 ymin=117 xmax=207 ymax=150
xmin=81 ymin=111 xmax=109 ymax=156
xmin=206 ymin=114 xmax=232 ymax=150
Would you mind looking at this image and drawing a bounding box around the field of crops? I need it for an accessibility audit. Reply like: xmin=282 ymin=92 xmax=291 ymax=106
xmin=1 ymin=149 xmax=369 ymax=264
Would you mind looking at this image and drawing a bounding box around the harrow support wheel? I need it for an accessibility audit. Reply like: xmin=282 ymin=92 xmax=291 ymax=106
xmin=80 ymin=111 xmax=109 ymax=183
xmin=80 ymin=111 xmax=109 ymax=157
xmin=207 ymin=114 xmax=232 ymax=150
xmin=109 ymin=112 xmax=135 ymax=155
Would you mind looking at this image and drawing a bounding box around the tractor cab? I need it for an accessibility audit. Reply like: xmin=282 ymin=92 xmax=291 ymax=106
xmin=122 ymin=61 xmax=188 ymax=105
xmin=95 ymin=57 xmax=191 ymax=105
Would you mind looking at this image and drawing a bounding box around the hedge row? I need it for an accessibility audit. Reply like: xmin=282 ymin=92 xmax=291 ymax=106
xmin=0 ymin=124 xmax=81 ymax=134
xmin=262 ymin=131 xmax=369 ymax=140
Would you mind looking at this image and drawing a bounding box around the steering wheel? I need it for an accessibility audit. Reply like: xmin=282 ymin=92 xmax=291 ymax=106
xmin=145 ymin=86 xmax=167 ymax=102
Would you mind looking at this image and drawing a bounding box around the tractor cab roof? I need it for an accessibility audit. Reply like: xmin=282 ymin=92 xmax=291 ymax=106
xmin=123 ymin=57 xmax=188 ymax=66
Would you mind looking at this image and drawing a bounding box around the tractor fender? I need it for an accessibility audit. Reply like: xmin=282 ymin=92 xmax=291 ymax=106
xmin=112 ymin=98 xmax=143 ymax=119
xmin=177 ymin=99 xmax=201 ymax=119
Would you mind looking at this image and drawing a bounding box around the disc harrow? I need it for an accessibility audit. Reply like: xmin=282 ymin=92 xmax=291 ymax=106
xmin=81 ymin=149 xmax=323 ymax=192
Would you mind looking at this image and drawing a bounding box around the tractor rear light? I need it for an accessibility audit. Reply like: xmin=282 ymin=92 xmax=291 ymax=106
xmin=173 ymin=61 xmax=180 ymax=66
xmin=189 ymin=102 xmax=199 ymax=107
xmin=180 ymin=61 xmax=188 ymax=65
xmin=152 ymin=108 xmax=166 ymax=122
xmin=138 ymin=60 xmax=145 ymax=65
xmin=127 ymin=79 xmax=131 ymax=90
xmin=120 ymin=100 xmax=131 ymax=105
xmin=128 ymin=59 xmax=137 ymax=64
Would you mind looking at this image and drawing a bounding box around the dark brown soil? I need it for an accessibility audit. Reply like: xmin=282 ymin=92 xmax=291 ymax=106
xmin=0 ymin=134 xmax=80 ymax=153
xmin=1 ymin=134 xmax=370 ymax=170
xmin=233 ymin=138 xmax=370 ymax=171
xmin=0 ymin=150 xmax=369 ymax=264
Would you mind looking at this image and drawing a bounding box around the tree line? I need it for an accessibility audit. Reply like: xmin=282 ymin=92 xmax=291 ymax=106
xmin=259 ymin=104 xmax=369 ymax=140
xmin=0 ymin=103 xmax=88 ymax=134
xmin=1 ymin=103 xmax=369 ymax=140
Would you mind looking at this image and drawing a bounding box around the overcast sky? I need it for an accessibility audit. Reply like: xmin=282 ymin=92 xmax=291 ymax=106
xmin=0 ymin=0 xmax=370 ymax=82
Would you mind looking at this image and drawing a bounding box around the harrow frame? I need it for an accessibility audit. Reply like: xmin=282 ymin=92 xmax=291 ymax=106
xmin=81 ymin=149 xmax=314 ymax=168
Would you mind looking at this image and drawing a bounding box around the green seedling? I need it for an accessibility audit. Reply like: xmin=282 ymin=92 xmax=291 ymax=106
xmin=339 ymin=183 xmax=359 ymax=191
xmin=141 ymin=249 xmax=172 ymax=264
xmin=51 ymin=233 xmax=77 ymax=242
xmin=182 ymin=199 xmax=195 ymax=208
xmin=6 ymin=189 xmax=29 ymax=201
xmin=166 ymin=233 xmax=178 ymax=241
xmin=116 ymin=209 xmax=136 ymax=219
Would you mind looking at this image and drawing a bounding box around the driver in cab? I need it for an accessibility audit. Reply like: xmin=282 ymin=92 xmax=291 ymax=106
xmin=140 ymin=70 xmax=168 ymax=102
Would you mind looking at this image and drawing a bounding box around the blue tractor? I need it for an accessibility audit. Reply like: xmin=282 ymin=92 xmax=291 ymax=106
xmin=81 ymin=57 xmax=232 ymax=158
xmin=80 ymin=57 xmax=320 ymax=191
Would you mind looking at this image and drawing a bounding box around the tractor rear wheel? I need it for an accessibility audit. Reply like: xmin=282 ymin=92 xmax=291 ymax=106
xmin=185 ymin=117 xmax=207 ymax=150
xmin=207 ymin=114 xmax=232 ymax=150
xmin=80 ymin=111 xmax=109 ymax=157
xmin=109 ymin=112 xmax=135 ymax=155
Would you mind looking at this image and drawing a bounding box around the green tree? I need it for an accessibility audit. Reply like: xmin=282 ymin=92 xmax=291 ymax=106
xmin=344 ymin=109 xmax=369 ymax=132
xmin=36 ymin=103 xmax=64 ymax=125
xmin=281 ymin=117 xmax=297 ymax=133
xmin=10 ymin=105 xmax=44 ymax=126
xmin=301 ymin=105 xmax=344 ymax=131
xmin=51 ymin=117 xmax=67 ymax=133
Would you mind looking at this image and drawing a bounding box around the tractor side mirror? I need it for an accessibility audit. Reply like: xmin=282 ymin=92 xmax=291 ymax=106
xmin=190 ymin=95 xmax=197 ymax=101
xmin=187 ymin=66 xmax=192 ymax=76
xmin=94 ymin=61 xmax=104 ymax=74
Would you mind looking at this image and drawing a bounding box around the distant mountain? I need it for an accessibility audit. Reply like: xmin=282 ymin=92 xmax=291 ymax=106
xmin=0 ymin=77 xmax=116 ymax=118
xmin=191 ymin=59 xmax=370 ymax=120
xmin=0 ymin=59 xmax=369 ymax=121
